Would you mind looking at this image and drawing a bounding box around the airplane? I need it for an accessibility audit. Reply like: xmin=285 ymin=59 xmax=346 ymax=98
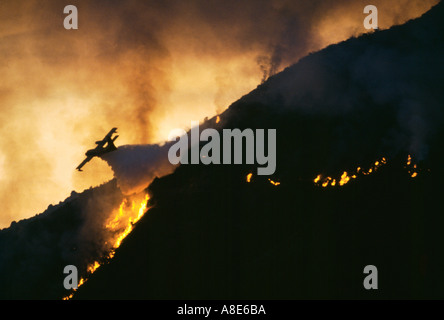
xmin=76 ymin=128 xmax=119 ymax=171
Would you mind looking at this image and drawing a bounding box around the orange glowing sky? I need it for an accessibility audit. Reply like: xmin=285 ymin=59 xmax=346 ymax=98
xmin=0 ymin=0 xmax=438 ymax=227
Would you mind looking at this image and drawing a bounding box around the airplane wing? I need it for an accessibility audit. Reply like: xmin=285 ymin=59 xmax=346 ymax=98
xmin=95 ymin=128 xmax=118 ymax=148
xmin=76 ymin=128 xmax=118 ymax=172
xmin=76 ymin=156 xmax=93 ymax=171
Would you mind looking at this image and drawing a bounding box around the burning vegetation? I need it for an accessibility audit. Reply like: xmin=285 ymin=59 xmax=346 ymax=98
xmin=313 ymin=157 xmax=387 ymax=188
xmin=268 ymin=179 xmax=281 ymax=186
xmin=246 ymin=154 xmax=424 ymax=190
xmin=405 ymin=154 xmax=422 ymax=178
xmin=312 ymin=155 xmax=424 ymax=188
xmin=246 ymin=172 xmax=280 ymax=186
xmin=63 ymin=192 xmax=150 ymax=300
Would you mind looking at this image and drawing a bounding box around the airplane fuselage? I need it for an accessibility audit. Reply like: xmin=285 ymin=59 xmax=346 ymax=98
xmin=76 ymin=128 xmax=118 ymax=171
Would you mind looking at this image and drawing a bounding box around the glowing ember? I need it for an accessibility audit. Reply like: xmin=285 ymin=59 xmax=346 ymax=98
xmin=62 ymin=293 xmax=73 ymax=300
xmin=246 ymin=173 xmax=253 ymax=183
xmin=268 ymin=178 xmax=281 ymax=186
xmin=339 ymin=171 xmax=350 ymax=186
xmin=215 ymin=116 xmax=221 ymax=124
xmin=87 ymin=261 xmax=100 ymax=274
xmin=314 ymin=157 xmax=387 ymax=188
xmin=405 ymin=154 xmax=419 ymax=177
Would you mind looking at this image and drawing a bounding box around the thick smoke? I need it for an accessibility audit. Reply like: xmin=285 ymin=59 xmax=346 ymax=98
xmin=100 ymin=144 xmax=176 ymax=195
xmin=0 ymin=1 xmax=442 ymax=299
xmin=0 ymin=0 xmax=438 ymax=227
xmin=238 ymin=1 xmax=444 ymax=167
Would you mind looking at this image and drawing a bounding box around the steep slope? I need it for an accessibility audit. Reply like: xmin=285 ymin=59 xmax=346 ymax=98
xmin=0 ymin=180 xmax=124 ymax=299
xmin=74 ymin=2 xmax=444 ymax=299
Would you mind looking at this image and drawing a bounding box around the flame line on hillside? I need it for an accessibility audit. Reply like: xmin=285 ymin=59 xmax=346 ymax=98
xmin=62 ymin=193 xmax=150 ymax=300
xmin=405 ymin=154 xmax=421 ymax=178
xmin=246 ymin=155 xmax=424 ymax=189
xmin=314 ymin=157 xmax=387 ymax=188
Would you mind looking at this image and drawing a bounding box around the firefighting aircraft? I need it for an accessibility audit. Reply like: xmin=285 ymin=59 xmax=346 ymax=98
xmin=76 ymin=128 xmax=119 ymax=171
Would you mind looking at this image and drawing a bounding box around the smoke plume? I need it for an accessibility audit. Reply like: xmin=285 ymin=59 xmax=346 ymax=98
xmin=100 ymin=144 xmax=176 ymax=195
xmin=0 ymin=1 xmax=442 ymax=299
xmin=0 ymin=0 xmax=438 ymax=227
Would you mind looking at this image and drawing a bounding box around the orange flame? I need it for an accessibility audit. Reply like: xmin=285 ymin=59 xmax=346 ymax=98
xmin=314 ymin=157 xmax=387 ymax=188
xmin=87 ymin=261 xmax=100 ymax=274
xmin=405 ymin=154 xmax=419 ymax=177
xmin=268 ymin=178 xmax=280 ymax=186
xmin=108 ymin=194 xmax=149 ymax=249
xmin=339 ymin=171 xmax=350 ymax=186
xmin=63 ymin=193 xmax=150 ymax=300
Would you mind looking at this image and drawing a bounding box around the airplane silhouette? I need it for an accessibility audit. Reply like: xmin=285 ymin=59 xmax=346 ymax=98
xmin=76 ymin=128 xmax=118 ymax=171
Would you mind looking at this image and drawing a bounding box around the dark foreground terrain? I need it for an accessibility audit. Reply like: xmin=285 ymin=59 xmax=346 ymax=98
xmin=1 ymin=1 xmax=443 ymax=299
